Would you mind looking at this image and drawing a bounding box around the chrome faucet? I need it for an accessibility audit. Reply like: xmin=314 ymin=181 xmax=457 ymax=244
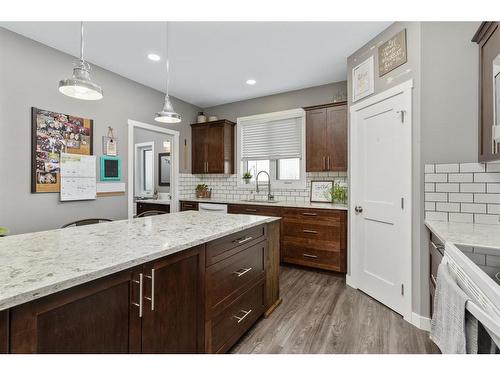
xmin=256 ymin=170 xmax=274 ymax=201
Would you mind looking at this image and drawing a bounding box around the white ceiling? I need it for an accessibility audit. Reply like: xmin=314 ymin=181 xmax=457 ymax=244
xmin=1 ymin=22 xmax=391 ymax=107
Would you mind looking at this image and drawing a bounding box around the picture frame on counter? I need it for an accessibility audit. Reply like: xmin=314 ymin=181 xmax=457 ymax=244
xmin=310 ymin=180 xmax=333 ymax=203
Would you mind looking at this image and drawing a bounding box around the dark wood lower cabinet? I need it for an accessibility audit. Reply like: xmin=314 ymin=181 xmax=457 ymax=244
xmin=141 ymin=246 xmax=205 ymax=353
xmin=10 ymin=268 xmax=142 ymax=353
xmin=136 ymin=202 xmax=170 ymax=215
xmin=3 ymin=224 xmax=279 ymax=354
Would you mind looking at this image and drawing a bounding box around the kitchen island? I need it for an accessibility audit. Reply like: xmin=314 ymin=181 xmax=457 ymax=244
xmin=0 ymin=211 xmax=281 ymax=353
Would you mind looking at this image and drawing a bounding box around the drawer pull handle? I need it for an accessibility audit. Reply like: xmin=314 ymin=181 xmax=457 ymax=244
xmin=302 ymin=212 xmax=318 ymax=216
xmin=233 ymin=309 xmax=252 ymax=323
xmin=233 ymin=267 xmax=252 ymax=277
xmin=234 ymin=236 xmax=253 ymax=244
xmin=245 ymin=209 xmax=257 ymax=212
xmin=132 ymin=273 xmax=143 ymax=318
xmin=303 ymin=229 xmax=318 ymax=234
xmin=303 ymin=253 xmax=318 ymax=259
xmin=495 ymin=272 xmax=500 ymax=283
xmin=431 ymin=274 xmax=437 ymax=286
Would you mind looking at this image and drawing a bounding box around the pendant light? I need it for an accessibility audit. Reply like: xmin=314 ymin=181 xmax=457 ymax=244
xmin=155 ymin=22 xmax=181 ymax=123
xmin=58 ymin=22 xmax=103 ymax=100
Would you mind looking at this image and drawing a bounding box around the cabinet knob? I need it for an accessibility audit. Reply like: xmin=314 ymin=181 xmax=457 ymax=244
xmin=354 ymin=206 xmax=363 ymax=213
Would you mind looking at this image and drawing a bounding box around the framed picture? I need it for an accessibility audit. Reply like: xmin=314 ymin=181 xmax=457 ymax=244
xmin=310 ymin=180 xmax=333 ymax=203
xmin=100 ymin=156 xmax=121 ymax=181
xmin=352 ymin=55 xmax=374 ymax=102
xmin=378 ymin=29 xmax=407 ymax=77
xmin=31 ymin=107 xmax=93 ymax=193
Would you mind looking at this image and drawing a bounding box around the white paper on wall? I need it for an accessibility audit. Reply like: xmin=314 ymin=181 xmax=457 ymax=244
xmin=60 ymin=153 xmax=96 ymax=201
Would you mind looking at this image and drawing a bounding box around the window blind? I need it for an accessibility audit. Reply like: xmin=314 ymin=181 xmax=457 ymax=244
xmin=240 ymin=116 xmax=302 ymax=160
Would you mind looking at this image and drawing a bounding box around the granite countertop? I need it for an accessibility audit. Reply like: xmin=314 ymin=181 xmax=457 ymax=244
xmin=135 ymin=199 xmax=171 ymax=205
xmin=181 ymin=197 xmax=348 ymax=211
xmin=0 ymin=211 xmax=279 ymax=311
xmin=425 ymin=220 xmax=500 ymax=251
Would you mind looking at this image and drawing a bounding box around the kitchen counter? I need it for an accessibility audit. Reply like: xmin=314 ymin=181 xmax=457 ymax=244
xmin=0 ymin=211 xmax=279 ymax=311
xmin=181 ymin=197 xmax=348 ymax=211
xmin=425 ymin=220 xmax=500 ymax=252
xmin=135 ymin=199 xmax=171 ymax=205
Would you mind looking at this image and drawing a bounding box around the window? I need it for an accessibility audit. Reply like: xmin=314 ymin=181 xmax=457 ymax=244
xmin=237 ymin=109 xmax=305 ymax=189
xmin=135 ymin=142 xmax=154 ymax=196
xmin=143 ymin=149 xmax=153 ymax=192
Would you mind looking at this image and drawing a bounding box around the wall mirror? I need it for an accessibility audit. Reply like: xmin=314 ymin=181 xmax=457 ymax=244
xmin=159 ymin=152 xmax=171 ymax=186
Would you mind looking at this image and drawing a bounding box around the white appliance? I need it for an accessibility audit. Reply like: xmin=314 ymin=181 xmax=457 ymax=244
xmin=198 ymin=203 xmax=228 ymax=213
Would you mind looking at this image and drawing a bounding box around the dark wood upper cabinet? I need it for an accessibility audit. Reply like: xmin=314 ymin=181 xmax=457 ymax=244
xmin=472 ymin=22 xmax=500 ymax=162
xmin=191 ymin=120 xmax=235 ymax=174
xmin=304 ymin=102 xmax=347 ymax=172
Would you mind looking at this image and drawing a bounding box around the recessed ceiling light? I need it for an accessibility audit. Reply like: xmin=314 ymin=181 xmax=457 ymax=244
xmin=148 ymin=53 xmax=161 ymax=62
xmin=246 ymin=79 xmax=256 ymax=85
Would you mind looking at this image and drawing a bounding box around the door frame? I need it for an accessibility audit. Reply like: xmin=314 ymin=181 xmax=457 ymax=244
xmin=347 ymin=79 xmax=413 ymax=323
xmin=127 ymin=120 xmax=180 ymax=220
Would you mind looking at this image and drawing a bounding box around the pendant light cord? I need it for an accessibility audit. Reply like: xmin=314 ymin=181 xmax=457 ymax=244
xmin=165 ymin=22 xmax=170 ymax=98
xmin=80 ymin=21 xmax=84 ymax=61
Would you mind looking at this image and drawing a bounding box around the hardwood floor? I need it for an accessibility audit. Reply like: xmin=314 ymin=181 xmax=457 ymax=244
xmin=231 ymin=265 xmax=439 ymax=354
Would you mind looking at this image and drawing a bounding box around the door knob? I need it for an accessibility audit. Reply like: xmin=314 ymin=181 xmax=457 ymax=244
xmin=354 ymin=206 xmax=363 ymax=213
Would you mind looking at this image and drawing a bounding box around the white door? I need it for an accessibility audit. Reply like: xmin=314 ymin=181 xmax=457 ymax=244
xmin=349 ymin=81 xmax=412 ymax=320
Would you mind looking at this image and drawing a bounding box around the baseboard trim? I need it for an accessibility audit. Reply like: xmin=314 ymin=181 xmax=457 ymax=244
xmin=411 ymin=312 xmax=431 ymax=331
xmin=345 ymin=274 xmax=357 ymax=289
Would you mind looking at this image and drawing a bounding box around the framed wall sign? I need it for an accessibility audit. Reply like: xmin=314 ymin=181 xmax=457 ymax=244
xmin=352 ymin=56 xmax=374 ymax=102
xmin=100 ymin=155 xmax=121 ymax=181
xmin=378 ymin=29 xmax=407 ymax=77
xmin=31 ymin=107 xmax=93 ymax=193
xmin=310 ymin=180 xmax=333 ymax=203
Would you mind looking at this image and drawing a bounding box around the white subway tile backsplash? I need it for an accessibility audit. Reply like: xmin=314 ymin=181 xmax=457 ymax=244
xmin=474 ymin=247 xmax=500 ymax=256
xmin=486 ymin=254 xmax=500 ymax=267
xmin=448 ymin=173 xmax=473 ymax=183
xmin=448 ymin=213 xmax=474 ymax=223
xmin=424 ymin=162 xmax=500 ymax=224
xmin=425 ymin=174 xmax=447 ymax=183
xmin=436 ymin=202 xmax=460 ymax=212
xmin=435 ymin=164 xmax=459 ymax=173
xmin=459 ymin=163 xmax=485 ymax=173
xmin=435 ymin=183 xmax=459 ymax=192
xmin=464 ymin=252 xmax=486 ymax=265
xmin=448 ymin=193 xmax=474 ymax=203
xmin=460 ymin=203 xmax=487 ymax=214
xmin=425 ymin=211 xmax=448 ymax=221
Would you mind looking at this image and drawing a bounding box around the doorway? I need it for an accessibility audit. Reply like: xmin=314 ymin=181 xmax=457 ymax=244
xmin=348 ymin=80 xmax=413 ymax=321
xmin=127 ymin=120 xmax=180 ymax=219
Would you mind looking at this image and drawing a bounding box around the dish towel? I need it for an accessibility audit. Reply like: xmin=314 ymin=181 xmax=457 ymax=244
xmin=430 ymin=262 xmax=479 ymax=354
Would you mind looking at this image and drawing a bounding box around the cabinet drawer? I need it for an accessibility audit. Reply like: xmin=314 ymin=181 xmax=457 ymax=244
xmin=210 ymin=280 xmax=265 ymax=353
xmin=429 ymin=240 xmax=444 ymax=282
xmin=207 ymin=242 xmax=265 ymax=315
xmin=137 ymin=202 xmax=170 ymax=214
xmin=283 ymin=242 xmax=345 ymax=272
xmin=206 ymin=225 xmax=266 ymax=266
xmin=227 ymin=204 xmax=281 ymax=217
xmin=282 ymin=207 xmax=343 ymax=225
xmin=180 ymin=201 xmax=199 ymax=211
xmin=283 ymin=221 xmax=339 ymax=242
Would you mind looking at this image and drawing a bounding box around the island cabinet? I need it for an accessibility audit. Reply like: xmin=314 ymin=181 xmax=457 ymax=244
xmin=304 ymin=102 xmax=347 ymax=172
xmin=8 ymin=246 xmax=205 ymax=354
xmin=191 ymin=120 xmax=235 ymax=174
xmin=0 ymin=310 xmax=7 ymax=353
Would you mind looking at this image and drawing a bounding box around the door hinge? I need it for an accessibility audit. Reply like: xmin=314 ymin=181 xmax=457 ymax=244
xmin=397 ymin=110 xmax=406 ymax=123
xmin=401 ymin=284 xmax=405 ymax=296
xmin=401 ymin=197 xmax=404 ymax=210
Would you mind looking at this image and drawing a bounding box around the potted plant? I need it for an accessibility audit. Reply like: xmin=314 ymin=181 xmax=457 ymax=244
xmin=330 ymin=182 xmax=347 ymax=204
xmin=242 ymin=171 xmax=253 ymax=184
xmin=195 ymin=184 xmax=211 ymax=198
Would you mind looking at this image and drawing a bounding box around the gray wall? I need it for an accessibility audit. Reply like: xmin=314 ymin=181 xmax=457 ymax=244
xmin=347 ymin=22 xmax=480 ymax=317
xmin=203 ymin=82 xmax=347 ymax=122
xmin=0 ymin=27 xmax=200 ymax=235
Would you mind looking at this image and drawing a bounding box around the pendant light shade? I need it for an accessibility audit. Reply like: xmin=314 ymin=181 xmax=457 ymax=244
xmin=59 ymin=22 xmax=103 ymax=101
xmin=155 ymin=22 xmax=181 ymax=123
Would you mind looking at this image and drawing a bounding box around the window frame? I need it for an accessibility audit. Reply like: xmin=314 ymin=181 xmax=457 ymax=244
xmin=236 ymin=108 xmax=306 ymax=189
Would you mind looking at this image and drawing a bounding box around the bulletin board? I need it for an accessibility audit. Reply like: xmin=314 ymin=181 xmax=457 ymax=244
xmin=31 ymin=107 xmax=93 ymax=193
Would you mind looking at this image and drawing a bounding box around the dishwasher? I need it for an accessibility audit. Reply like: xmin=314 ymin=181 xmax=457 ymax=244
xmin=198 ymin=203 xmax=228 ymax=213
